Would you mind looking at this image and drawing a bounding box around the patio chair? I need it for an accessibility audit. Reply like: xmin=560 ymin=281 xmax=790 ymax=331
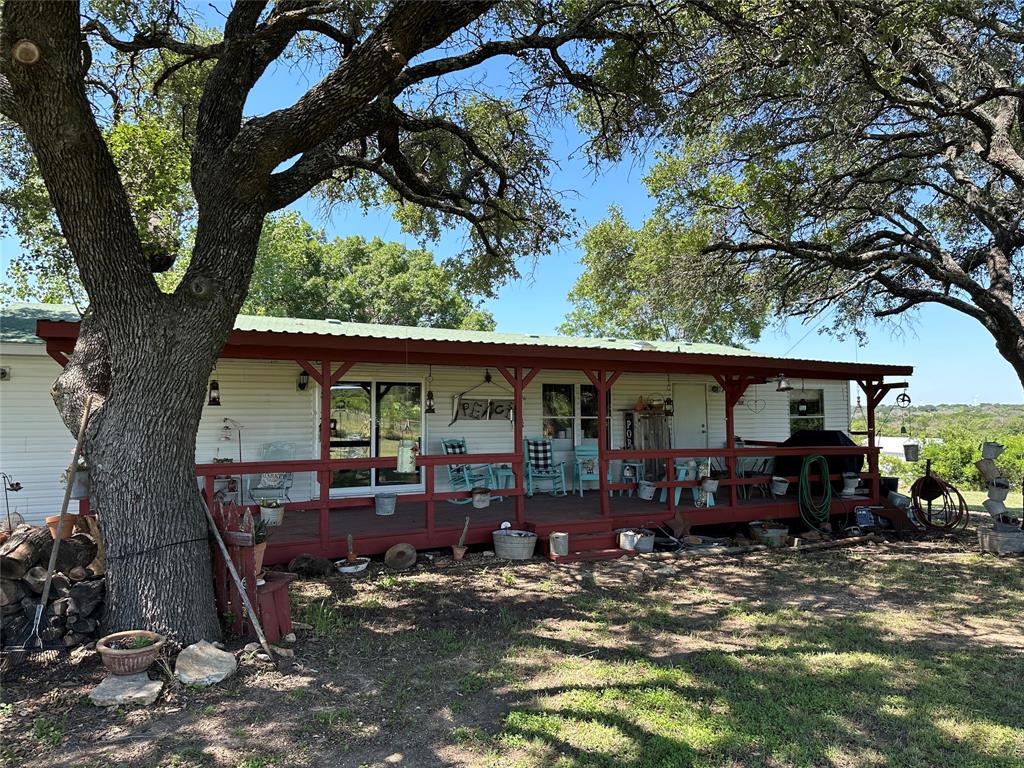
xmin=246 ymin=441 xmax=295 ymax=505
xmin=524 ymin=437 xmax=567 ymax=497
xmin=440 ymin=437 xmax=501 ymax=505
xmin=573 ymin=444 xmax=601 ymax=496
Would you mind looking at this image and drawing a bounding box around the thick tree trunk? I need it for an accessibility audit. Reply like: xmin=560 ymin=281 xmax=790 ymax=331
xmin=53 ymin=303 xmax=227 ymax=644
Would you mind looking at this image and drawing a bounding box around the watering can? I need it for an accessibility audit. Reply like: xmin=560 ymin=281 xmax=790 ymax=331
xmin=981 ymin=441 xmax=1006 ymax=460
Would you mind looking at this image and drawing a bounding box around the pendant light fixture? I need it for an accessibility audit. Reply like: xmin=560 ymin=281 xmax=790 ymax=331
xmin=775 ymin=373 xmax=793 ymax=393
xmin=208 ymin=379 xmax=221 ymax=406
xmin=425 ymin=365 xmax=436 ymax=414
xmin=297 ymin=370 xmax=310 ymax=391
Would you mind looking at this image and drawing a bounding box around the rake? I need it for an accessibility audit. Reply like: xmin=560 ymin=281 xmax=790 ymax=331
xmin=1 ymin=396 xmax=95 ymax=678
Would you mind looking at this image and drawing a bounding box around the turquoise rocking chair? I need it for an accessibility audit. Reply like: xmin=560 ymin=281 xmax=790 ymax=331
xmin=440 ymin=437 xmax=501 ymax=505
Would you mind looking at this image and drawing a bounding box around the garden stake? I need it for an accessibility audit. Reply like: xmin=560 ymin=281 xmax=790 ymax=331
xmin=458 ymin=517 xmax=471 ymax=548
xmin=202 ymin=504 xmax=277 ymax=667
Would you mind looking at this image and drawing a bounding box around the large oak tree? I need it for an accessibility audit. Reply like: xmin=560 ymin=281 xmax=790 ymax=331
xmin=0 ymin=0 xmax=687 ymax=641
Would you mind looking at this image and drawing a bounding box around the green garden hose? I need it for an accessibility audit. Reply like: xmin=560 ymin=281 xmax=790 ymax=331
xmin=799 ymin=455 xmax=833 ymax=532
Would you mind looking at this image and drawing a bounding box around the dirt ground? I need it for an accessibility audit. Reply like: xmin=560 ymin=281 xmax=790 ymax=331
xmin=1 ymin=531 xmax=1022 ymax=768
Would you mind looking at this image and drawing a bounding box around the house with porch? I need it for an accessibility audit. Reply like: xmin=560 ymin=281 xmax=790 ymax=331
xmin=1 ymin=303 xmax=911 ymax=563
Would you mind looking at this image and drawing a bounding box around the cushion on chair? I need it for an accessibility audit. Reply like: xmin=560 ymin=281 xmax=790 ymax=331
xmin=253 ymin=472 xmax=287 ymax=489
xmin=527 ymin=440 xmax=553 ymax=471
xmin=578 ymin=457 xmax=597 ymax=475
xmin=442 ymin=441 xmax=469 ymax=472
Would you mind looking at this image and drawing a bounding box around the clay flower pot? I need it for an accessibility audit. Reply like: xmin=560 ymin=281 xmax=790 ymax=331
xmin=96 ymin=630 xmax=166 ymax=675
xmin=46 ymin=513 xmax=79 ymax=540
xmin=452 ymin=544 xmax=467 ymax=561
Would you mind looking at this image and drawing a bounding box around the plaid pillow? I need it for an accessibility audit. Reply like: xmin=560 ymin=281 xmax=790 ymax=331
xmin=443 ymin=440 xmax=468 ymax=472
xmin=527 ymin=439 xmax=552 ymax=471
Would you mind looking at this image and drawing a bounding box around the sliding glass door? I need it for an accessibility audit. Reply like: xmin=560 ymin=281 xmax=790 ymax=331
xmin=328 ymin=380 xmax=423 ymax=494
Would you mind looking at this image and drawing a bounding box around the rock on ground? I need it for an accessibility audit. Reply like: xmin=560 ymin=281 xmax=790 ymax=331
xmin=89 ymin=673 xmax=163 ymax=707
xmin=174 ymin=640 xmax=238 ymax=686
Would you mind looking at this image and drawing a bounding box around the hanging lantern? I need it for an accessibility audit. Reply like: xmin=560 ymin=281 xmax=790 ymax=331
xmin=208 ymin=379 xmax=221 ymax=406
xmin=664 ymin=397 xmax=674 ymax=416
xmin=798 ymin=398 xmax=808 ymax=415
xmin=425 ymin=365 xmax=436 ymax=414
xmin=297 ymin=370 xmax=310 ymax=391
xmin=776 ymin=374 xmax=793 ymax=393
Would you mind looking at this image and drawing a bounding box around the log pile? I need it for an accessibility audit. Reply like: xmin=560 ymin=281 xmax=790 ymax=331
xmin=0 ymin=524 xmax=105 ymax=648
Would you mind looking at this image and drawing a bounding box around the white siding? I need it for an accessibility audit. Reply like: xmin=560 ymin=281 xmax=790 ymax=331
xmin=0 ymin=345 xmax=77 ymax=525
xmin=0 ymin=345 xmax=855 ymax=519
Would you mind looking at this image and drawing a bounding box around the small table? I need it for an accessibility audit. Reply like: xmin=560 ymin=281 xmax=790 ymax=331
xmin=620 ymin=462 xmax=645 ymax=496
xmin=492 ymin=465 xmax=515 ymax=489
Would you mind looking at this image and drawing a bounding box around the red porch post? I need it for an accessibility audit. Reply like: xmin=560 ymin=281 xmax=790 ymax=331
xmin=584 ymin=369 xmax=619 ymax=517
xmin=498 ymin=365 xmax=540 ymax=526
xmin=318 ymin=360 xmax=331 ymax=549
xmin=857 ymin=379 xmax=907 ymax=503
xmin=715 ymin=375 xmax=759 ymax=508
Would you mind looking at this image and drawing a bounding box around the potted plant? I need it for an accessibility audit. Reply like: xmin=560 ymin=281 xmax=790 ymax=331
xmin=258 ymin=497 xmax=284 ymax=526
xmin=453 ymin=516 xmax=470 ymax=560
xmin=253 ymin=518 xmax=269 ymax=575
xmin=96 ymin=630 xmax=166 ymax=675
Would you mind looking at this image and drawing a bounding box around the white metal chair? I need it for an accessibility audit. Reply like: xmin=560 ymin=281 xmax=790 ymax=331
xmin=246 ymin=441 xmax=295 ymax=505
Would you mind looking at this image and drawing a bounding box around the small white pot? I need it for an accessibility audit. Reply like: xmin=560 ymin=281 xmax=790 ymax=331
xmin=770 ymin=477 xmax=789 ymax=496
xmin=260 ymin=506 xmax=284 ymax=526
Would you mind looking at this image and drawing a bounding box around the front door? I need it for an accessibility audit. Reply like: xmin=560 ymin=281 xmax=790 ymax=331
xmin=672 ymin=383 xmax=709 ymax=448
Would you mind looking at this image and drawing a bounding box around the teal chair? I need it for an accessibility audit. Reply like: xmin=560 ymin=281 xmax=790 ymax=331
xmin=440 ymin=437 xmax=502 ymax=504
xmin=524 ymin=438 xmax=567 ymax=496
xmin=573 ymin=444 xmax=601 ymax=496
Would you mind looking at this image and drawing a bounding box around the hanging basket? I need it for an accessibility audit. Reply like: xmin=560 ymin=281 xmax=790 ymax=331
xmin=903 ymin=443 xmax=920 ymax=462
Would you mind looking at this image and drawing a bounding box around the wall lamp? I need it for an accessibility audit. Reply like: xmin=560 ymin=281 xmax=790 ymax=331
xmin=297 ymin=370 xmax=310 ymax=391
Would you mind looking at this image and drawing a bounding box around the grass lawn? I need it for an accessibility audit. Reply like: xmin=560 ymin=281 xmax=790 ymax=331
xmin=2 ymin=533 xmax=1022 ymax=768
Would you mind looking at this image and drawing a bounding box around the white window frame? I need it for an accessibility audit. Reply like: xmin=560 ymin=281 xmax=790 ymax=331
xmin=541 ymin=382 xmax=611 ymax=447
xmin=315 ymin=377 xmax=426 ymax=497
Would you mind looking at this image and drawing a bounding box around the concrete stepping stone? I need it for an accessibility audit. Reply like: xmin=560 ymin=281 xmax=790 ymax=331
xmin=175 ymin=640 xmax=237 ymax=686
xmin=89 ymin=673 xmax=163 ymax=707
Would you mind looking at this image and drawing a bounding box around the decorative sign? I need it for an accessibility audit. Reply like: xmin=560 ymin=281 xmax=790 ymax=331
xmin=489 ymin=399 xmax=514 ymax=421
xmin=459 ymin=397 xmax=490 ymax=420
xmin=623 ymin=411 xmax=635 ymax=449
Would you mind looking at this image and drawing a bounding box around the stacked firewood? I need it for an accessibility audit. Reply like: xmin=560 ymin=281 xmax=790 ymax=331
xmin=0 ymin=524 xmax=106 ymax=648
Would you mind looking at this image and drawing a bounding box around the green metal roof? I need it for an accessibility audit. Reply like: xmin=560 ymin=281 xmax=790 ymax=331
xmin=1 ymin=302 xmax=763 ymax=357
xmin=0 ymin=303 xmax=83 ymax=344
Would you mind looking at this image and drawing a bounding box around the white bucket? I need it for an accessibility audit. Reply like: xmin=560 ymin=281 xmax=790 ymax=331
xmin=549 ymin=532 xmax=569 ymax=556
xmin=616 ymin=528 xmax=655 ymax=553
xmin=637 ymin=480 xmax=657 ymax=500
xmin=471 ymin=487 xmax=491 ymax=509
xmin=981 ymin=441 xmax=1006 ymax=460
xmin=841 ymin=474 xmax=859 ymax=497
xmin=770 ymin=477 xmax=789 ymax=496
xmin=375 ymin=493 xmax=397 ymax=516
xmin=701 ymin=477 xmax=719 ymax=493
xmin=987 ymin=480 xmax=1010 ymax=502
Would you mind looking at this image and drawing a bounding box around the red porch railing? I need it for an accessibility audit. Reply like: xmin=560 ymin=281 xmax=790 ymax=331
xmin=197 ymin=443 xmax=881 ymax=562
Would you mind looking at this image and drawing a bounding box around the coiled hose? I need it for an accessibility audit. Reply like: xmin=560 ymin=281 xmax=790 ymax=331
xmin=910 ymin=474 xmax=969 ymax=530
xmin=799 ymin=455 xmax=833 ymax=532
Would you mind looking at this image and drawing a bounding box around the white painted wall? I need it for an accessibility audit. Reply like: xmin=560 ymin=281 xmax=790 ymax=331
xmin=0 ymin=345 xmax=853 ymax=520
xmin=0 ymin=344 xmax=77 ymax=525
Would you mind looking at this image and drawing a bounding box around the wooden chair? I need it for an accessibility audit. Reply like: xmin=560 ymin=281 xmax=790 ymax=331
xmin=524 ymin=437 xmax=567 ymax=496
xmin=208 ymin=502 xmax=296 ymax=644
xmin=440 ymin=437 xmax=501 ymax=504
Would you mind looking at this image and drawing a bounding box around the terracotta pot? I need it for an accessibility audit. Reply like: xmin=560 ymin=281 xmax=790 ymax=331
xmin=46 ymin=513 xmax=79 ymax=540
xmin=96 ymin=630 xmax=166 ymax=675
xmin=452 ymin=544 xmax=467 ymax=561
xmin=254 ymin=541 xmax=268 ymax=575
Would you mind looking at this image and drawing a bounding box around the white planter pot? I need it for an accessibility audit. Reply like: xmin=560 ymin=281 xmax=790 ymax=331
xmin=770 ymin=477 xmax=789 ymax=496
xmin=471 ymin=487 xmax=491 ymax=509
xmin=637 ymin=481 xmax=657 ymax=500
xmin=260 ymin=506 xmax=284 ymax=526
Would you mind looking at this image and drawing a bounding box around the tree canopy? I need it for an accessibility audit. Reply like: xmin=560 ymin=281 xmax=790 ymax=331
xmin=568 ymin=0 xmax=1024 ymax=385
xmin=236 ymin=212 xmax=495 ymax=329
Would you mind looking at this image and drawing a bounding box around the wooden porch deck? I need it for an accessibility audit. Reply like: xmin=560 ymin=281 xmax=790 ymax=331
xmin=262 ymin=490 xmax=874 ymax=565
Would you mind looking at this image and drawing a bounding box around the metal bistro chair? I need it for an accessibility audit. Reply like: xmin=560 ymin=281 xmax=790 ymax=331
xmin=246 ymin=441 xmax=296 ymax=505
xmin=524 ymin=437 xmax=567 ymax=497
xmin=440 ymin=437 xmax=502 ymax=505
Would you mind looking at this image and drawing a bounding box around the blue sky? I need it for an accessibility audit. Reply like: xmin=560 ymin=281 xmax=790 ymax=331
xmin=2 ymin=30 xmax=1021 ymax=407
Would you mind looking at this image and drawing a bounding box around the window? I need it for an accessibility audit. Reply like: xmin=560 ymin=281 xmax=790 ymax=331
xmin=329 ymin=380 xmax=422 ymax=491
xmin=790 ymin=390 xmax=824 ymax=434
xmin=542 ymin=383 xmax=612 ymax=445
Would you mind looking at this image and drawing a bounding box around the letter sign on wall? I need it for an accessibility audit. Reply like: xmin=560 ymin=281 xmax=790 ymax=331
xmin=623 ymin=411 xmax=635 ymax=449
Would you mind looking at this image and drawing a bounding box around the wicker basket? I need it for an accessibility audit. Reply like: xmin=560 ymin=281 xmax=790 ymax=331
xmin=96 ymin=630 xmax=166 ymax=675
xmin=492 ymin=529 xmax=537 ymax=560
